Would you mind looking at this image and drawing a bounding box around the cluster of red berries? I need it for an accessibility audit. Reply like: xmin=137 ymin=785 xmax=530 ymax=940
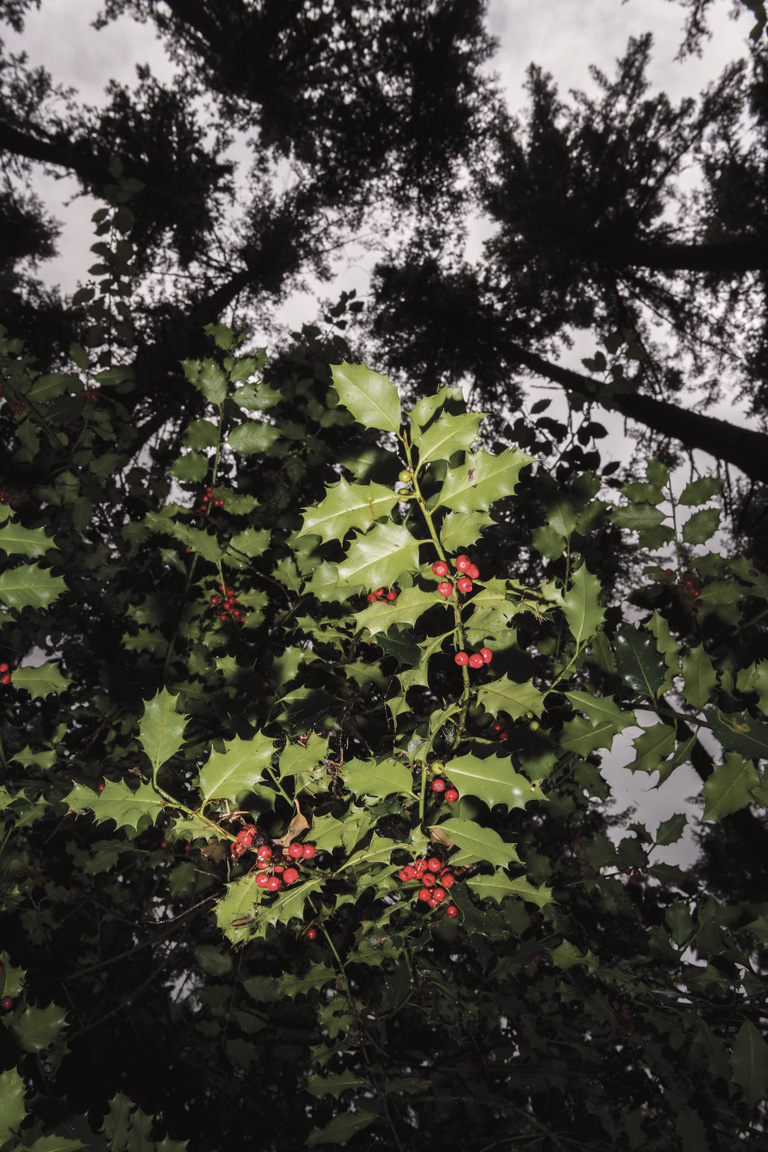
xmin=623 ymin=866 xmax=648 ymax=885
xmin=6 ymin=399 xmax=26 ymax=416
xmin=433 ymin=554 xmax=479 ymax=598
xmin=80 ymin=387 xmax=98 ymax=403
xmin=611 ymin=997 xmax=635 ymax=1037
xmin=252 ymin=839 xmax=317 ymax=893
xmin=492 ymin=721 xmax=509 ymax=743
xmin=397 ymin=855 xmax=460 ymax=917
xmin=201 ymin=486 xmax=225 ymax=512
xmin=366 ymin=586 xmax=398 ymax=604
xmin=431 ymin=776 xmax=459 ymax=803
xmin=0 ymin=663 xmax=12 ymax=686
xmin=211 ymin=585 xmax=243 ymax=624
xmin=0 ymin=487 xmax=24 ymax=505
xmin=455 ymin=647 xmax=492 ymax=669
xmin=262 ymin=469 xmax=285 ymax=483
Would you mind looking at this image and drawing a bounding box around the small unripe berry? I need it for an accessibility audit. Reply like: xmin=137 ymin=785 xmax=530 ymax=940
xmin=437 ymin=581 xmax=452 ymax=598
xmin=398 ymin=469 xmax=412 ymax=483
xmin=468 ymin=653 xmax=484 ymax=669
xmin=457 ymin=577 xmax=473 ymax=594
xmin=454 ymin=651 xmax=469 ymax=666
xmin=432 ymin=561 xmax=449 ymax=577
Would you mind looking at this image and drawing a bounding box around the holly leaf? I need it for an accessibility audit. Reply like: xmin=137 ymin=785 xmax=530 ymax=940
xmin=679 ymin=476 xmax=722 ymax=506
xmin=730 ymin=1020 xmax=768 ymax=1109
xmin=708 ymin=709 xmax=768 ymax=761
xmin=615 ymin=624 xmax=668 ymax=700
xmin=562 ymin=563 xmax=605 ymax=646
xmin=13 ymin=1001 xmax=68 ymax=1053
xmin=413 ymin=410 xmax=484 ymax=464
xmin=307 ymin=1071 xmax=370 ymax=1100
xmin=278 ymin=733 xmax=328 ymax=780
xmin=184 ymin=418 xmax=219 ymax=449
xmin=260 ymin=876 xmax=326 ymax=930
xmin=170 ymin=452 xmax=208 ymax=482
xmin=340 ymin=757 xmax=416 ymax=799
xmin=682 ymin=507 xmax=721 ymax=545
xmin=439 ymin=510 xmax=495 ymax=552
xmin=198 ymin=733 xmax=275 ymax=803
xmin=467 ymin=871 xmax=552 ymax=908
xmin=559 ymin=715 xmax=617 ymax=756
xmin=0 ymin=519 xmax=55 ymax=559
xmin=442 ymin=753 xmax=546 ymax=810
xmin=655 ymin=813 xmax=687 ymax=846
xmin=306 ymin=1110 xmax=377 ymax=1146
xmin=9 ymin=745 xmax=57 ymax=770
xmin=0 ymin=564 xmax=67 ymax=610
xmin=12 ymin=662 xmax=71 ymax=700
xmin=338 ymin=521 xmax=420 ymax=589
xmin=438 ymin=447 xmax=534 ymax=514
xmin=629 ymin=723 xmax=676 ymax=774
xmin=354 ymin=585 xmax=437 ymax=637
xmin=409 ymin=385 xmax=464 ymax=431
xmin=330 ymin=362 xmax=401 ymax=433
xmin=138 ymin=689 xmax=186 ymax=779
xmin=89 ymin=779 xmax=167 ymax=831
xmin=432 ymin=818 xmax=519 ymax=868
xmin=681 ymin=646 xmax=717 ymax=709
xmin=341 ymin=834 xmax=400 ymax=873
xmin=565 ymin=690 xmax=636 ymax=732
xmin=702 ymin=752 xmax=760 ymax=820
xmin=0 ymin=1067 xmax=26 ymax=1147
xmin=477 ymin=676 xmax=545 ymax=720
xmin=299 ymin=477 xmax=399 ymax=543
xmin=226 ymin=421 xmax=281 ymax=454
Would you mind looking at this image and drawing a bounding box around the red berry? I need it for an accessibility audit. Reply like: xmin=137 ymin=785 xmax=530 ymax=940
xmin=160 ymin=840 xmax=169 ymax=849
xmin=219 ymin=613 xmax=228 ymax=622
xmin=441 ymin=872 xmax=456 ymax=888
xmin=468 ymin=653 xmax=484 ymax=669
xmin=418 ymin=888 xmax=432 ymax=902
xmin=97 ymin=782 xmax=105 ymax=792
xmin=445 ymin=789 xmax=459 ymax=803
xmin=399 ymin=867 xmax=413 ymax=882
xmin=210 ymin=594 xmax=221 ymax=605
xmin=455 ymin=555 xmax=471 ymax=572
xmin=184 ymin=845 xmax=192 ymax=852
xmin=454 ymin=651 xmax=469 ymax=666
xmin=479 ymin=648 xmax=492 ymax=663
xmin=302 ymin=843 xmax=316 ymax=859
xmin=427 ymin=858 xmax=442 ymax=873
xmin=665 ymin=568 xmax=674 ymax=576
xmin=266 ymin=876 xmax=281 ymax=891
xmin=432 ymin=561 xmax=449 ymax=577
xmin=367 ymin=593 xmax=376 ymax=603
xmin=432 ymin=887 xmax=447 ymax=902
xmin=431 ymin=778 xmax=446 ymax=793
xmin=256 ymin=873 xmax=270 ymax=888
xmin=457 ymin=577 xmax=473 ymax=594
xmin=445 ymin=905 xmax=459 ymax=918
xmin=0 ymin=663 xmax=8 ymax=673
xmin=375 ymin=588 xmax=385 ymax=599
xmin=437 ymin=581 xmax=452 ymax=598
xmin=283 ymin=867 xmax=299 ymax=885
xmin=422 ymin=872 xmax=436 ymax=888
xmin=1 ymin=673 xmax=11 ymax=685
xmin=468 ymin=564 xmax=480 ymax=580
xmin=1 ymin=996 xmax=12 ymax=1011
xmin=257 ymin=846 xmax=272 ymax=860
xmin=386 ymin=589 xmax=397 ymax=601
xmin=288 ymin=842 xmax=304 ymax=859
xmin=273 ymin=865 xmax=285 ymax=874
xmin=305 ymin=928 xmax=317 ymax=940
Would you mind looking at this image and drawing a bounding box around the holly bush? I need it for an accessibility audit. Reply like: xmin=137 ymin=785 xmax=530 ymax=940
xmin=1 ymin=193 xmax=768 ymax=1152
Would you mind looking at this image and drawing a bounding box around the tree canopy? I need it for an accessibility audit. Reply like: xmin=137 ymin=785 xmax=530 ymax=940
xmin=1 ymin=3 xmax=768 ymax=1151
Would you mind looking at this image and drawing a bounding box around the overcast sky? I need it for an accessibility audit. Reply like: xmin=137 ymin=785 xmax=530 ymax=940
xmin=6 ymin=0 xmax=755 ymax=863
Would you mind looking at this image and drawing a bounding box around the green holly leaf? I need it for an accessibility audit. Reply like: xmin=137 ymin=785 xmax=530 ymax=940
xmin=228 ymin=528 xmax=271 ymax=558
xmin=198 ymin=733 xmax=274 ymax=803
xmin=564 ymin=691 xmax=636 ymax=732
xmin=730 ymin=1019 xmax=768 ymax=1109
xmin=306 ymin=1110 xmax=377 ymax=1146
xmin=610 ymin=503 xmax=668 ymax=533
xmin=170 ymin=452 xmax=208 ymax=483
xmin=412 ymin=410 xmax=484 ymax=464
xmin=299 ymin=477 xmax=399 ymax=543
xmin=679 ymin=476 xmax=722 ymax=506
xmin=341 ymin=834 xmax=400 ymax=873
xmin=682 ymin=507 xmax=721 ymax=545
xmin=376 ymin=626 xmax=422 ymax=666
xmin=432 ymin=818 xmax=519 ymax=868
xmin=9 ymin=745 xmax=57 ymax=770
xmin=645 ymin=610 xmax=679 ymax=691
xmin=655 ymin=813 xmax=687 ymax=846
xmin=182 ymin=358 xmax=228 ymax=405
xmin=12 ymin=662 xmax=71 ymax=700
xmin=562 ymin=563 xmax=605 ymax=646
xmin=260 ymin=876 xmax=326 ymax=930
xmin=13 ymin=1001 xmax=68 ymax=1053
xmin=340 ymin=757 xmax=416 ymax=799
xmin=681 ymin=646 xmax=717 ymax=709
xmin=708 ymin=709 xmax=768 ymax=761
xmin=226 ymin=421 xmax=281 ymax=454
xmin=0 ymin=1067 xmax=26 ymax=1147
xmin=477 ymin=675 xmax=545 ymax=721
xmin=702 ymin=752 xmax=760 ymax=820
xmin=338 ymin=521 xmax=420 ymax=589
xmin=442 ymin=753 xmax=546 ymax=810
xmin=278 ymin=733 xmax=328 ymax=780
xmin=467 ymin=871 xmax=552 ymax=908
xmin=736 ymin=661 xmax=768 ymax=716
xmin=184 ymin=418 xmax=219 ymax=449
xmin=214 ymin=877 xmax=258 ymax=945
xmin=439 ymin=510 xmax=495 ymax=552
xmin=23 ymin=1137 xmax=86 ymax=1152
xmin=138 ymin=689 xmax=186 ymax=779
xmin=307 ymin=1070 xmax=370 ymax=1099
xmin=559 ymin=715 xmax=618 ymax=756
xmin=438 ymin=446 xmax=533 ymax=514
xmin=409 ymin=385 xmax=465 ymax=431
xmin=89 ymin=779 xmax=167 ymax=831
xmin=0 ymin=563 xmax=67 ymax=610
xmin=330 ymin=362 xmax=401 ymax=433
xmin=630 ymin=723 xmax=676 ymax=774
xmin=621 ymin=481 xmax=665 ymax=505
xmin=0 ymin=519 xmax=55 ymax=558
xmin=615 ymin=624 xmax=668 ymax=700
